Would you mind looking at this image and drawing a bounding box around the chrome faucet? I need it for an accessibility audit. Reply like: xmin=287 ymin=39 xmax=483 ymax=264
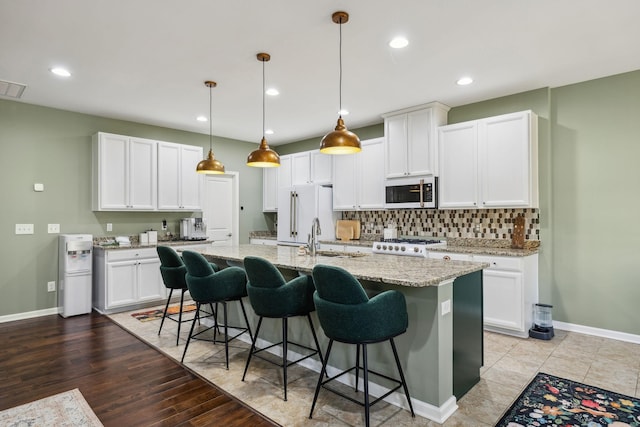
xmin=308 ymin=217 xmax=322 ymax=256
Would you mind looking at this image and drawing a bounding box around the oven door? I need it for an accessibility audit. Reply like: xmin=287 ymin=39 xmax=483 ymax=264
xmin=385 ymin=177 xmax=437 ymax=209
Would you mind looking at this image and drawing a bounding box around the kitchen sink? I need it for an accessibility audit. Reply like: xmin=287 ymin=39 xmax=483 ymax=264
xmin=316 ymin=251 xmax=368 ymax=258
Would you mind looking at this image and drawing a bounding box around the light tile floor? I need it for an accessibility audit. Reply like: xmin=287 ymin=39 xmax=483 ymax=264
xmin=109 ymin=307 xmax=640 ymax=426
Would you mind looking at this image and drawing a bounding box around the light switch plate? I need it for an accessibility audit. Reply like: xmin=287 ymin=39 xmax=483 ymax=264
xmin=15 ymin=224 xmax=34 ymax=234
xmin=48 ymin=224 xmax=60 ymax=233
xmin=106 ymin=223 xmax=113 ymax=232
xmin=47 ymin=281 xmax=56 ymax=292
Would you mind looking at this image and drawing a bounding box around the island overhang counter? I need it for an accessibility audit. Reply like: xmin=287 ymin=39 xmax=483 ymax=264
xmin=184 ymin=244 xmax=488 ymax=423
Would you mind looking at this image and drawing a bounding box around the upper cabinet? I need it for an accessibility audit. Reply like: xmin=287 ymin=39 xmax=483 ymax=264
xmin=92 ymin=132 xmax=203 ymax=211
xmin=277 ymin=150 xmax=332 ymax=188
xmin=262 ymin=167 xmax=278 ymax=212
xmin=157 ymin=142 xmax=203 ymax=211
xmin=382 ymin=102 xmax=450 ymax=178
xmin=438 ymin=110 xmax=539 ymax=209
xmin=92 ymin=132 xmax=157 ymax=211
xmin=333 ymin=138 xmax=385 ymax=210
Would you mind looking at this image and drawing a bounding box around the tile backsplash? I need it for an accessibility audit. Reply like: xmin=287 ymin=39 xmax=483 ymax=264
xmin=342 ymin=208 xmax=539 ymax=241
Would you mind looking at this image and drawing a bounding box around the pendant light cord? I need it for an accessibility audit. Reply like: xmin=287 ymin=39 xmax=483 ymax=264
xmin=262 ymin=58 xmax=266 ymax=138
xmin=338 ymin=17 xmax=343 ymax=116
xmin=209 ymin=84 xmax=213 ymax=151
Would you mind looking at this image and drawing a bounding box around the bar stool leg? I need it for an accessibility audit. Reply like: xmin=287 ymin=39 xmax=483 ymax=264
xmin=390 ymin=337 xmax=415 ymax=417
xmin=362 ymin=343 xmax=371 ymax=427
xmin=242 ymin=317 xmax=263 ymax=381
xmin=158 ymin=289 xmax=173 ymax=336
xmin=181 ymin=302 xmax=201 ymax=363
xmin=223 ymin=301 xmax=229 ymax=369
xmin=355 ymin=344 xmax=361 ymax=392
xmin=175 ymin=289 xmax=185 ymax=346
xmin=282 ymin=318 xmax=288 ymax=401
xmin=306 ymin=314 xmax=324 ymax=368
xmin=309 ymin=339 xmax=334 ymax=419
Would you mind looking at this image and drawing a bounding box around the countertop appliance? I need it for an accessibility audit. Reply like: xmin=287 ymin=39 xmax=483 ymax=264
xmin=180 ymin=217 xmax=207 ymax=241
xmin=372 ymin=238 xmax=446 ymax=257
xmin=385 ymin=176 xmax=437 ymax=209
xmin=58 ymin=234 xmax=93 ymax=317
xmin=277 ymin=184 xmax=338 ymax=245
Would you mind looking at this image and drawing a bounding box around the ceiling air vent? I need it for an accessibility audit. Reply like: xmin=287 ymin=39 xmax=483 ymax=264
xmin=0 ymin=79 xmax=27 ymax=99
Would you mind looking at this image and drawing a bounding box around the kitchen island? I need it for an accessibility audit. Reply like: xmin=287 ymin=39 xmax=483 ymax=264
xmin=189 ymin=244 xmax=488 ymax=423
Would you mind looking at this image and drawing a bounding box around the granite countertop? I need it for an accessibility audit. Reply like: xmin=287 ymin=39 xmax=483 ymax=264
xmin=189 ymin=244 xmax=488 ymax=288
xmin=93 ymin=239 xmax=212 ymax=252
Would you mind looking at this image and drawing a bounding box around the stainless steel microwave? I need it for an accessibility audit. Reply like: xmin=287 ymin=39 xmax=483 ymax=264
xmin=384 ymin=176 xmax=438 ymax=209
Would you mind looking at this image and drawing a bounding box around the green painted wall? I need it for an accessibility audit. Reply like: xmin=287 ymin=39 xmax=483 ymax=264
xmin=0 ymin=99 xmax=267 ymax=317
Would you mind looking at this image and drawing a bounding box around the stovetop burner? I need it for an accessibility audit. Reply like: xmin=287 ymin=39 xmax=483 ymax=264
xmin=382 ymin=238 xmax=444 ymax=245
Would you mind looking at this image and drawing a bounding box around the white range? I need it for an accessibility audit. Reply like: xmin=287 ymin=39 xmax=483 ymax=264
xmin=371 ymin=238 xmax=447 ymax=258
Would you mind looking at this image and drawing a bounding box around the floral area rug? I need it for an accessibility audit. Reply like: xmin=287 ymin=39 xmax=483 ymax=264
xmin=0 ymin=388 xmax=103 ymax=426
xmin=131 ymin=304 xmax=196 ymax=322
xmin=496 ymin=372 xmax=640 ymax=426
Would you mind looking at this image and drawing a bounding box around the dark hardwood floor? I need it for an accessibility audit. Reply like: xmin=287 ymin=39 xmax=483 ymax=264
xmin=0 ymin=312 xmax=279 ymax=427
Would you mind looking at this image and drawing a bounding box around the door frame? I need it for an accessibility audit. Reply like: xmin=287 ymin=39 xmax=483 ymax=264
xmin=203 ymin=171 xmax=239 ymax=247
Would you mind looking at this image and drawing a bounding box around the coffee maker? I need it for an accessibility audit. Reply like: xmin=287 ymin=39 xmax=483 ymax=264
xmin=180 ymin=218 xmax=207 ymax=240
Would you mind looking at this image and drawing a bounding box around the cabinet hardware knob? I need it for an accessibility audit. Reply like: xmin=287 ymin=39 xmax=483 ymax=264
xmin=443 ymin=255 xmax=451 ymax=261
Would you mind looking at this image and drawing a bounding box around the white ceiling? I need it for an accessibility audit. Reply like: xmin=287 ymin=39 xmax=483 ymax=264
xmin=2 ymin=0 xmax=640 ymax=146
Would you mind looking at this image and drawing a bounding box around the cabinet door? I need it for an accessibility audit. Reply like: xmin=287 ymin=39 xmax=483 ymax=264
xmin=480 ymin=112 xmax=531 ymax=207
xmin=483 ymin=269 xmax=524 ymax=332
xmin=407 ymin=109 xmax=435 ymax=176
xmin=128 ymin=138 xmax=157 ymax=210
xmin=438 ymin=122 xmax=479 ymax=209
xmin=291 ymin=152 xmax=311 ymax=185
xmin=310 ymin=150 xmax=332 ymax=184
xmin=97 ymin=133 xmax=129 ymax=209
xmin=262 ymin=167 xmax=278 ymax=212
xmin=137 ymin=258 xmax=164 ymax=302
xmin=385 ymin=114 xmax=408 ymax=178
xmin=179 ymin=145 xmax=203 ymax=210
xmin=106 ymin=261 xmax=137 ymax=308
xmin=332 ymin=153 xmax=358 ymax=210
xmin=157 ymin=142 xmax=181 ymax=210
xmin=278 ymin=155 xmax=292 ymax=188
xmin=357 ymin=138 xmax=385 ymax=209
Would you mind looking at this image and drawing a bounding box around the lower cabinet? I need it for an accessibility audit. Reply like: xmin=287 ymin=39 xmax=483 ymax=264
xmin=93 ymin=248 xmax=165 ymax=313
xmin=429 ymin=251 xmax=538 ymax=338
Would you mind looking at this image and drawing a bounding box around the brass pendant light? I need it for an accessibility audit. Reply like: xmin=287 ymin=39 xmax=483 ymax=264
xmin=196 ymin=80 xmax=225 ymax=174
xmin=247 ymin=53 xmax=281 ymax=167
xmin=320 ymin=11 xmax=361 ymax=155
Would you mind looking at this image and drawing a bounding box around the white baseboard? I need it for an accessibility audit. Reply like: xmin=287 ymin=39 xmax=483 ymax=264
xmin=554 ymin=320 xmax=640 ymax=344
xmin=219 ymin=321 xmax=458 ymax=423
xmin=0 ymin=307 xmax=60 ymax=323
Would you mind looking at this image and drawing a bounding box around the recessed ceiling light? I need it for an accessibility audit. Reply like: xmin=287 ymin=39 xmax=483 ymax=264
xmin=50 ymin=67 xmax=71 ymax=77
xmin=338 ymin=109 xmax=349 ymax=116
xmin=196 ymin=115 xmax=207 ymax=122
xmin=457 ymin=77 xmax=473 ymax=86
xmin=265 ymin=129 xmax=274 ymax=135
xmin=266 ymin=88 xmax=279 ymax=96
xmin=389 ymin=37 xmax=409 ymax=49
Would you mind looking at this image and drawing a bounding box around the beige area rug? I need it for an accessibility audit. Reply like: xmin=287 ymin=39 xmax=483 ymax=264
xmin=0 ymin=388 xmax=103 ymax=427
xmin=109 ymin=305 xmax=423 ymax=427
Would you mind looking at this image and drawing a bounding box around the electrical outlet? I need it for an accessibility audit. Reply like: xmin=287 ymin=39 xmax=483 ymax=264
xmin=48 ymin=223 xmax=60 ymax=234
xmin=47 ymin=281 xmax=56 ymax=292
xmin=161 ymin=219 xmax=167 ymax=231
xmin=15 ymin=224 xmax=34 ymax=234
xmin=441 ymin=299 xmax=451 ymax=316
xmin=106 ymin=223 xmax=113 ymax=232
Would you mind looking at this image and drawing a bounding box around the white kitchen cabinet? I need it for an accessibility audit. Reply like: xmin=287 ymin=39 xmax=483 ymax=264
xmin=428 ymin=251 xmax=473 ymax=261
xmin=92 ymin=132 xmax=157 ymax=211
xmin=157 ymin=142 xmax=203 ymax=211
xmin=475 ymin=254 xmax=538 ymax=338
xmin=262 ymin=167 xmax=278 ymax=212
xmin=93 ymin=248 xmax=165 ymax=314
xmin=438 ymin=110 xmax=538 ymax=209
xmin=332 ymin=138 xmax=385 ymax=210
xmin=284 ymin=150 xmax=333 ymax=186
xmin=310 ymin=150 xmax=332 ymax=184
xmin=278 ymin=155 xmax=292 ymax=188
xmin=382 ymin=102 xmax=450 ymax=178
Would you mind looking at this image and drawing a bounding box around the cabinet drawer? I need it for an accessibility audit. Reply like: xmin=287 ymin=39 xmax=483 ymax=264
xmin=106 ymin=248 xmax=158 ymax=262
xmin=474 ymin=255 xmax=522 ymax=271
xmin=429 ymin=251 xmax=472 ymax=261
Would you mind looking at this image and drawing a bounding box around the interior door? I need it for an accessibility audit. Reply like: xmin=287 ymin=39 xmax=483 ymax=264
xmin=202 ymin=174 xmax=237 ymax=247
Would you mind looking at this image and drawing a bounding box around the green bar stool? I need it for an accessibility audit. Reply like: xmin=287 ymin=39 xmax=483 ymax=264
xmin=310 ymin=264 xmax=415 ymax=427
xmin=180 ymin=251 xmax=252 ymax=369
xmin=242 ymin=256 xmax=324 ymax=401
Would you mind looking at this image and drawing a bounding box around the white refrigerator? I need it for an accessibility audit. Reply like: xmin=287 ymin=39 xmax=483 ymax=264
xmin=58 ymin=234 xmax=93 ymax=317
xmin=277 ymin=184 xmax=338 ymax=245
